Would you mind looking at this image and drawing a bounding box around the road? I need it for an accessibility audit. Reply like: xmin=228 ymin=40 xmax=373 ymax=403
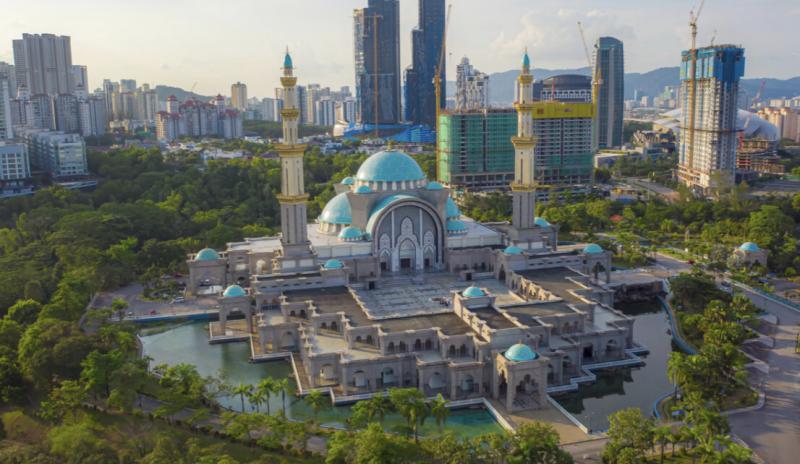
xmin=94 ymin=282 xmax=219 ymax=319
xmin=728 ymin=293 xmax=800 ymax=464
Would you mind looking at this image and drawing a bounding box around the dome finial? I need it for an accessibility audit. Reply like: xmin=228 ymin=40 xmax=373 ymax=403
xmin=522 ymin=47 xmax=531 ymax=71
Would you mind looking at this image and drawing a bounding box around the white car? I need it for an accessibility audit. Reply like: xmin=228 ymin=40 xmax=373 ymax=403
xmin=171 ymin=297 xmax=185 ymax=304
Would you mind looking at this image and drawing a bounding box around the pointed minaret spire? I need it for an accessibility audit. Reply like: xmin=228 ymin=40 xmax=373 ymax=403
xmin=283 ymin=47 xmax=293 ymax=73
xmin=510 ymin=47 xmax=538 ymax=231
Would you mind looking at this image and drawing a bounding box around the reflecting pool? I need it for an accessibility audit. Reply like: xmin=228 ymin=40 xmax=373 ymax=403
xmin=552 ymin=300 xmax=676 ymax=431
xmin=139 ymin=322 xmax=503 ymax=437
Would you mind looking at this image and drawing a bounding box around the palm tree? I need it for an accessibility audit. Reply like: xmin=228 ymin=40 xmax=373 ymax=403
xmin=258 ymin=378 xmax=275 ymax=415
xmin=248 ymin=388 xmax=266 ymax=413
xmin=653 ymin=425 xmax=672 ymax=464
xmin=275 ymin=378 xmax=291 ymax=414
xmin=232 ymin=383 xmax=252 ymax=413
xmin=304 ymin=389 xmax=327 ymax=423
xmin=408 ymin=399 xmax=430 ymax=443
xmin=366 ymin=394 xmax=390 ymax=424
xmin=429 ymin=394 xmax=449 ymax=432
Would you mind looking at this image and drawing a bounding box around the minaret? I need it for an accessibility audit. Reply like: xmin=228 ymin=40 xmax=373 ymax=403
xmin=510 ymin=49 xmax=537 ymax=230
xmin=276 ymin=49 xmax=313 ymax=264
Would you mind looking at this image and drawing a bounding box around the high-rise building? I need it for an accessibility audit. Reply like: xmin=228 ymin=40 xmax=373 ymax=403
xmin=315 ymin=98 xmax=336 ymax=126
xmin=54 ymin=93 xmax=80 ymax=133
xmin=354 ymin=0 xmax=401 ymax=125
xmin=594 ymin=37 xmax=624 ymax=148
xmin=404 ymin=0 xmax=445 ymax=127
xmin=0 ymin=75 xmax=12 ymax=140
xmin=455 ymin=56 xmax=489 ymax=111
xmin=758 ymin=107 xmax=800 ymax=142
xmin=72 ymin=65 xmax=88 ymax=91
xmin=677 ymin=45 xmax=745 ymax=192
xmin=155 ymin=95 xmax=243 ymax=142
xmin=119 ymin=79 xmax=137 ymax=93
xmin=0 ymin=62 xmax=17 ymax=98
xmin=437 ymin=109 xmax=517 ymax=190
xmin=534 ymin=74 xmax=592 ymax=103
xmin=13 ymin=34 xmax=74 ymax=95
xmin=78 ymin=97 xmax=107 ymax=137
xmin=231 ymin=82 xmax=247 ymax=110
xmin=30 ymin=94 xmax=56 ymax=130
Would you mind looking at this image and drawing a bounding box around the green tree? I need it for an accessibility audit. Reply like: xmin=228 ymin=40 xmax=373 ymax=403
xmin=604 ymin=408 xmax=654 ymax=462
xmin=507 ymin=422 xmax=573 ymax=464
xmin=257 ymin=377 xmax=275 ymax=415
xmin=653 ymin=425 xmax=673 ymax=464
xmin=232 ymin=383 xmax=252 ymax=413
xmin=80 ymin=349 xmax=125 ymax=398
xmin=48 ymin=421 xmax=117 ymax=464
xmin=5 ymin=299 xmax=42 ymax=326
xmin=304 ymin=389 xmax=328 ymax=423
xmin=389 ymin=388 xmax=430 ymax=443
xmin=39 ymin=379 xmax=87 ymax=423
xmin=429 ymin=393 xmax=450 ymax=431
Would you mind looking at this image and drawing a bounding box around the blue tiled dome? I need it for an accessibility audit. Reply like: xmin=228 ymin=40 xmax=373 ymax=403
xmin=426 ymin=181 xmax=444 ymax=190
xmin=356 ymin=150 xmax=426 ymax=183
xmin=320 ymin=192 xmax=352 ymax=225
xmin=463 ymin=286 xmax=486 ymax=298
xmin=338 ymin=226 xmax=362 ymax=241
xmin=504 ymin=246 xmax=523 ymax=255
xmin=223 ymin=285 xmax=247 ymax=298
xmin=534 ymin=217 xmax=550 ymax=227
xmin=323 ymin=259 xmax=344 ymax=270
xmin=445 ymin=197 xmax=460 ymax=219
xmin=739 ymin=242 xmax=760 ymax=252
xmin=505 ymin=343 xmax=537 ymax=362
xmin=583 ymin=244 xmax=604 ymax=254
xmin=355 ymin=185 xmax=373 ymax=194
xmin=447 ymin=219 xmax=467 ymax=233
xmin=341 ymin=176 xmax=355 ymax=185
xmin=195 ymin=248 xmax=220 ymax=261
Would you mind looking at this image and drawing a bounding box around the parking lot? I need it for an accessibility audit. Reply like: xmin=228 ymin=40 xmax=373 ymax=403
xmin=94 ymin=282 xmax=219 ymax=320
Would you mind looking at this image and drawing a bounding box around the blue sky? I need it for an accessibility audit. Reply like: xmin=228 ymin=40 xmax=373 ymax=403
xmin=2 ymin=0 xmax=797 ymax=97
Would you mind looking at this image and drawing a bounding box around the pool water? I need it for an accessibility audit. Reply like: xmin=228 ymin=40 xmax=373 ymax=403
xmin=139 ymin=322 xmax=503 ymax=437
xmin=552 ymin=300 xmax=676 ymax=431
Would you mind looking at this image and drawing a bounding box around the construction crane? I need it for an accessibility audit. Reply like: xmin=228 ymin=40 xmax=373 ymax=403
xmin=685 ymin=0 xmax=706 ymax=174
xmin=577 ymin=21 xmax=600 ymax=152
xmin=433 ymin=3 xmax=452 ymax=181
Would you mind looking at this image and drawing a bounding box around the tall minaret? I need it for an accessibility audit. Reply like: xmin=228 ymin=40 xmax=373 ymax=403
xmin=276 ymin=49 xmax=313 ymax=263
xmin=510 ymin=49 xmax=537 ymax=230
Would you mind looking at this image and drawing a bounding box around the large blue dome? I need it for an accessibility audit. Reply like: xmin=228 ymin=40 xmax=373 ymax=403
xmin=739 ymin=242 xmax=760 ymax=252
xmin=223 ymin=285 xmax=247 ymax=298
xmin=356 ymin=150 xmax=426 ymax=183
xmin=505 ymin=343 xmax=537 ymax=362
xmin=195 ymin=248 xmax=220 ymax=261
xmin=320 ymin=192 xmax=352 ymax=225
xmin=583 ymin=244 xmax=604 ymax=254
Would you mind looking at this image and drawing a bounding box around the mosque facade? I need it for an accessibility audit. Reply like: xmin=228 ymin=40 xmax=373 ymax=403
xmin=186 ymin=51 xmax=638 ymax=412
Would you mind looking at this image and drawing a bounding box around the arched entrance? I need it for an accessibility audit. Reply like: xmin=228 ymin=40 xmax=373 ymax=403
xmin=399 ymin=239 xmax=416 ymax=271
xmin=381 ymin=367 xmax=396 ymax=387
xmin=428 ymin=372 xmax=444 ymax=390
xmin=353 ymin=370 xmax=368 ymax=389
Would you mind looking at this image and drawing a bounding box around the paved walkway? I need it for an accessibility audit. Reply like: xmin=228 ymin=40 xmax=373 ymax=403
xmin=727 ymin=299 xmax=800 ymax=464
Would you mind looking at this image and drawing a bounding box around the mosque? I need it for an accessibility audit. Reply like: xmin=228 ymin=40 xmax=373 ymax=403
xmin=186 ymin=51 xmax=640 ymax=412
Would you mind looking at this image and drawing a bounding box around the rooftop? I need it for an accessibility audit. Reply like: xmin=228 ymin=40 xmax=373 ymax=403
xmin=515 ymin=267 xmax=586 ymax=304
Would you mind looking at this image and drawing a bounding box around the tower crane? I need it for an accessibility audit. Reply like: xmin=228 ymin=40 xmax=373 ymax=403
xmin=686 ymin=0 xmax=706 ymax=174
xmin=433 ymin=3 xmax=452 ymax=181
xmin=577 ymin=21 xmax=600 ymax=152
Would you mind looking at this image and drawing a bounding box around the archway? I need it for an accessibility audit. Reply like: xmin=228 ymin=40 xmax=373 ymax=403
xmin=498 ymin=267 xmax=506 ymax=282
xmin=353 ymin=370 xmax=367 ymax=389
xmin=399 ymin=239 xmax=416 ymax=271
xmin=330 ymin=321 xmax=338 ymax=332
xmin=381 ymin=367 xmax=396 ymax=386
xmin=460 ymin=374 xmax=475 ymax=393
xmin=414 ymin=339 xmax=422 ymax=351
xmin=458 ymin=344 xmax=468 ymax=357
xmin=387 ymin=341 xmax=395 ymax=353
xmin=280 ymin=331 xmax=295 ymax=350
xmin=448 ymin=345 xmax=456 ymax=358
xmin=320 ymin=364 xmax=336 ymax=382
xmin=428 ymin=372 xmax=444 ymax=390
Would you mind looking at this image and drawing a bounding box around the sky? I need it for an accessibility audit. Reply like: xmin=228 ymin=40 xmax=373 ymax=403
xmin=2 ymin=0 xmax=798 ymax=98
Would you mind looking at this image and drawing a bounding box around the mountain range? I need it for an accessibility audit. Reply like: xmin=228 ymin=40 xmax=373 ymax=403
xmin=447 ymin=67 xmax=800 ymax=105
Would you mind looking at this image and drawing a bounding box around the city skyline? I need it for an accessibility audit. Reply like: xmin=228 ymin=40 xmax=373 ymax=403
xmin=2 ymin=0 xmax=797 ymax=98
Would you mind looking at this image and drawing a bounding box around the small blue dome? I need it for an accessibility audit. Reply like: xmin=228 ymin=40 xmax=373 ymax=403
xmin=341 ymin=176 xmax=355 ymax=185
xmin=195 ymin=248 xmax=220 ymax=261
xmin=355 ymin=185 xmax=373 ymax=194
xmin=583 ymin=244 xmax=604 ymax=254
xmin=445 ymin=197 xmax=460 ymax=218
xmin=356 ymin=150 xmax=426 ymax=183
xmin=323 ymin=259 xmax=344 ymax=270
xmin=504 ymin=246 xmax=523 ymax=255
xmin=223 ymin=285 xmax=247 ymax=298
xmin=338 ymin=226 xmax=362 ymax=241
xmin=534 ymin=217 xmax=550 ymax=227
xmin=739 ymin=242 xmax=760 ymax=252
xmin=463 ymin=286 xmax=486 ymax=298
xmin=320 ymin=192 xmax=352 ymax=225
xmin=505 ymin=343 xmax=538 ymax=362
xmin=447 ymin=219 xmax=467 ymax=233
xmin=283 ymin=51 xmax=293 ymax=68
xmin=426 ymin=181 xmax=444 ymax=190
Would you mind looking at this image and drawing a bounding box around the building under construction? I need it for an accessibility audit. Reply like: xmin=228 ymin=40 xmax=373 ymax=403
xmin=677 ymin=44 xmax=745 ymax=193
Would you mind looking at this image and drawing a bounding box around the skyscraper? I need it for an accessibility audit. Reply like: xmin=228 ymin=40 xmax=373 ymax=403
xmin=404 ymin=0 xmax=445 ymax=127
xmin=72 ymin=65 xmax=88 ymax=91
xmin=0 ymin=73 xmax=12 ymax=140
xmin=353 ymin=0 xmax=401 ymax=126
xmin=594 ymin=37 xmax=624 ymax=148
xmin=231 ymin=82 xmax=248 ymax=111
xmin=677 ymin=45 xmax=745 ymax=192
xmin=455 ymin=56 xmax=489 ymax=111
xmin=13 ymin=34 xmax=75 ymax=95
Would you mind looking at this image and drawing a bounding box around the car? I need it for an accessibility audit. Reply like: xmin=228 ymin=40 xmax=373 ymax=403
xmin=687 ymin=259 xmax=695 ymax=265
xmin=173 ymin=272 xmax=184 ymax=278
xmin=171 ymin=297 xmax=185 ymax=304
xmin=149 ymin=309 xmax=157 ymax=315
xmin=126 ymin=311 xmax=133 ymax=316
